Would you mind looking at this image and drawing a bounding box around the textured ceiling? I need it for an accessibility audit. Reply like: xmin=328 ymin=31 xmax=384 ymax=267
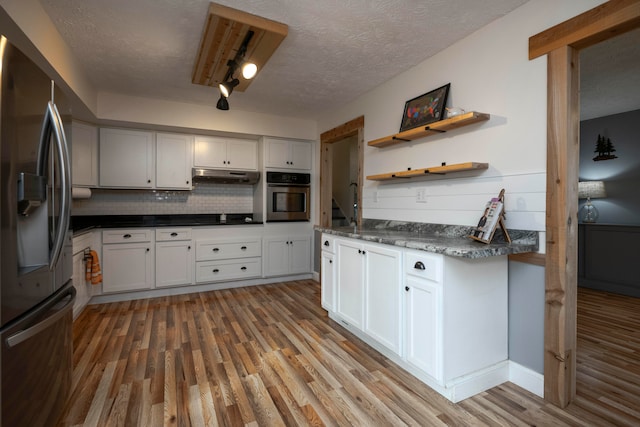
xmin=580 ymin=28 xmax=640 ymax=121
xmin=38 ymin=0 xmax=529 ymax=119
xmin=38 ymin=0 xmax=638 ymax=120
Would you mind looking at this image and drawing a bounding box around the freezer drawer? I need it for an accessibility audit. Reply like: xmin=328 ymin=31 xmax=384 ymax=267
xmin=1 ymin=282 xmax=76 ymax=427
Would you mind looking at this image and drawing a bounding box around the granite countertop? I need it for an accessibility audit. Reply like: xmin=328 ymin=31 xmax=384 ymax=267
xmin=316 ymin=219 xmax=539 ymax=259
xmin=71 ymin=214 xmax=261 ymax=234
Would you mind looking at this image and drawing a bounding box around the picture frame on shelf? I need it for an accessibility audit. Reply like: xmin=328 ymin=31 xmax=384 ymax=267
xmin=399 ymin=83 xmax=450 ymax=132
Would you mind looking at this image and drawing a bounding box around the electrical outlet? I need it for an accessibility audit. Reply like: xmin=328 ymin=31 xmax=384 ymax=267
xmin=416 ymin=188 xmax=427 ymax=203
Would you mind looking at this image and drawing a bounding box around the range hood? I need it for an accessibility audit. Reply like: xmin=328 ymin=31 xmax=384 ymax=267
xmin=192 ymin=168 xmax=260 ymax=184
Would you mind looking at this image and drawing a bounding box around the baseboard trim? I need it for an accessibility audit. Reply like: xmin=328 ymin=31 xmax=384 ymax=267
xmin=89 ymin=274 xmax=314 ymax=305
xmin=508 ymin=361 xmax=544 ymax=397
xmin=328 ymin=312 xmax=509 ymax=403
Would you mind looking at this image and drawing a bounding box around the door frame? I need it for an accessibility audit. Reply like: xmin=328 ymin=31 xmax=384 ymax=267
xmin=529 ymin=0 xmax=640 ymax=408
xmin=319 ymin=116 xmax=365 ymax=228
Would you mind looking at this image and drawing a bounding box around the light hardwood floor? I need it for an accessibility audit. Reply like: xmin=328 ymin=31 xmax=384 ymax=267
xmin=57 ymin=281 xmax=640 ymax=426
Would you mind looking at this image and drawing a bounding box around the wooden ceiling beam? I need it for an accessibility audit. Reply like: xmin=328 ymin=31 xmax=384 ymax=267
xmin=192 ymin=2 xmax=288 ymax=92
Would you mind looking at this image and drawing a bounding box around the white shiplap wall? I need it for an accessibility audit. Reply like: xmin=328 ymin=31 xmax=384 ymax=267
xmin=317 ymin=0 xmax=606 ymax=234
xmin=363 ymin=171 xmax=546 ymax=231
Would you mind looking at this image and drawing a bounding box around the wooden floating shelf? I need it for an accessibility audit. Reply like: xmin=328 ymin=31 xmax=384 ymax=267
xmin=366 ymin=162 xmax=489 ymax=181
xmin=368 ymin=111 xmax=490 ymax=148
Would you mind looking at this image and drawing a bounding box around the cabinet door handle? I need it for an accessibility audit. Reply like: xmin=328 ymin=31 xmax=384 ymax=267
xmin=241 ymin=266 xmax=247 ymax=271
xmin=241 ymin=246 xmax=247 ymax=250
xmin=362 ymin=250 xmax=366 ymax=255
xmin=147 ymin=179 xmax=151 ymax=183
xmin=213 ymin=248 xmax=219 ymax=252
xmin=324 ymin=240 xmax=329 ymax=246
xmin=123 ymin=234 xmax=132 ymax=239
xmin=146 ymin=248 xmax=150 ymax=252
xmin=186 ymin=180 xmax=189 ymax=184
xmin=171 ymin=232 xmax=178 ymax=237
xmin=405 ymin=286 xmax=410 ymax=291
xmin=213 ymin=269 xmax=219 ymax=273
xmin=188 ymin=246 xmax=191 ymax=250
xmin=329 ymin=260 xmax=332 ymax=264
xmin=414 ymin=261 xmax=426 ymax=270
xmin=358 ymin=249 xmax=362 ymax=254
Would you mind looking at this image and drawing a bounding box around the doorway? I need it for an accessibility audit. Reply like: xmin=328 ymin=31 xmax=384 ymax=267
xmin=331 ymin=135 xmax=359 ymax=226
xmin=529 ymin=0 xmax=640 ymax=408
xmin=319 ymin=116 xmax=364 ymax=229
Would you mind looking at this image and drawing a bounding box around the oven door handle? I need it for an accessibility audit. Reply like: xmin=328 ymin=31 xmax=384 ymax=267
xmin=5 ymin=285 xmax=76 ymax=348
xmin=267 ymin=183 xmax=310 ymax=187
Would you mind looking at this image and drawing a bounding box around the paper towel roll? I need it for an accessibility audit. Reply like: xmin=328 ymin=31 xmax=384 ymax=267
xmin=72 ymin=187 xmax=92 ymax=199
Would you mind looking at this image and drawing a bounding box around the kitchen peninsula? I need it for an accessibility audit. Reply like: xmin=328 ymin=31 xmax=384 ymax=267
xmin=316 ymin=219 xmax=538 ymax=402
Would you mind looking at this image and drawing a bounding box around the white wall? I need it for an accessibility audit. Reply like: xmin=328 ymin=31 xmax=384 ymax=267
xmin=579 ymin=109 xmax=640 ymax=225
xmin=316 ymin=0 xmax=606 ymax=232
xmin=97 ymin=93 xmax=317 ymax=140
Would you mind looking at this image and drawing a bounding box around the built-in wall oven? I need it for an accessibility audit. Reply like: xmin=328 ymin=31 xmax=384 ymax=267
xmin=266 ymin=171 xmax=311 ymax=222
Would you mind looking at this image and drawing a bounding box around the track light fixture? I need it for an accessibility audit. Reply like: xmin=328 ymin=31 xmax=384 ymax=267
xmin=219 ymin=78 xmax=239 ymax=98
xmin=241 ymin=62 xmax=257 ymax=79
xmin=216 ymin=31 xmax=257 ymax=110
xmin=216 ymin=95 xmax=229 ymax=110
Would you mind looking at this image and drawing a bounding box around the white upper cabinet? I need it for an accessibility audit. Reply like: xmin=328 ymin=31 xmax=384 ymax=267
xmin=100 ymin=128 xmax=154 ymax=188
xmin=194 ymin=136 xmax=257 ymax=170
xmin=156 ymin=133 xmax=193 ymax=189
xmin=264 ymin=138 xmax=312 ymax=170
xmin=71 ymin=121 xmax=99 ymax=187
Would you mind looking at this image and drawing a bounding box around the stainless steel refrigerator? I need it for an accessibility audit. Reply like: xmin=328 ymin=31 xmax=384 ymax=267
xmin=0 ymin=36 xmax=75 ymax=426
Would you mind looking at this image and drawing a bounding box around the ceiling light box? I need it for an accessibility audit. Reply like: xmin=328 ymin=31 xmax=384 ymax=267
xmin=192 ymin=2 xmax=288 ymax=92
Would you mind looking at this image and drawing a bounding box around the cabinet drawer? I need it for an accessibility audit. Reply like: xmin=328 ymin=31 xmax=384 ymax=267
xmin=196 ymin=238 xmax=261 ymax=261
xmin=103 ymin=229 xmax=152 ymax=244
xmin=196 ymin=257 xmax=262 ymax=283
xmin=156 ymin=228 xmax=192 ymax=241
xmin=321 ymin=234 xmax=335 ymax=254
xmin=404 ymin=250 xmax=443 ymax=283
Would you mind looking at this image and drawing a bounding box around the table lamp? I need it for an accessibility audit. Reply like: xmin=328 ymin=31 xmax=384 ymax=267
xmin=578 ymin=181 xmax=606 ymax=223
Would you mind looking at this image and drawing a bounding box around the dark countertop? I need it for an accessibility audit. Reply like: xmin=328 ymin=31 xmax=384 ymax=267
xmin=71 ymin=214 xmax=261 ymax=234
xmin=315 ymin=219 xmax=539 ymax=259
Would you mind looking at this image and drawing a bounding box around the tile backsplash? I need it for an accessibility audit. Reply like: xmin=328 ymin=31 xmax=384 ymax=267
xmin=72 ymin=182 xmax=254 ymax=215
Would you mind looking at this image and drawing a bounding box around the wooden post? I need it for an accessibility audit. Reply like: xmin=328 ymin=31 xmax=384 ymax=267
xmin=529 ymin=0 xmax=640 ymax=408
xmin=544 ymin=45 xmax=580 ymax=408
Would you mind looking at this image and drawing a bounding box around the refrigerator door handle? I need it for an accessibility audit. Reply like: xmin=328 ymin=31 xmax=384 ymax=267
xmin=36 ymin=98 xmax=71 ymax=270
xmin=5 ymin=285 xmax=76 ymax=349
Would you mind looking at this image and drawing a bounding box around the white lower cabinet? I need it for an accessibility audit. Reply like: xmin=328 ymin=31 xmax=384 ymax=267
xmin=404 ymin=252 xmax=443 ymax=382
xmin=320 ymin=235 xmax=336 ymax=311
xmin=155 ymin=228 xmax=193 ymax=288
xmin=195 ymin=237 xmax=262 ymax=283
xmin=364 ymin=243 xmax=402 ymax=355
xmin=336 ymin=239 xmax=364 ymax=328
xmin=325 ymin=233 xmax=508 ymax=402
xmin=102 ymin=229 xmax=154 ymax=293
xmin=404 ymin=249 xmax=508 ymax=391
xmin=72 ymin=231 xmax=99 ymax=318
xmin=335 ymin=237 xmax=402 ymax=353
xmin=263 ymin=235 xmax=311 ymax=277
